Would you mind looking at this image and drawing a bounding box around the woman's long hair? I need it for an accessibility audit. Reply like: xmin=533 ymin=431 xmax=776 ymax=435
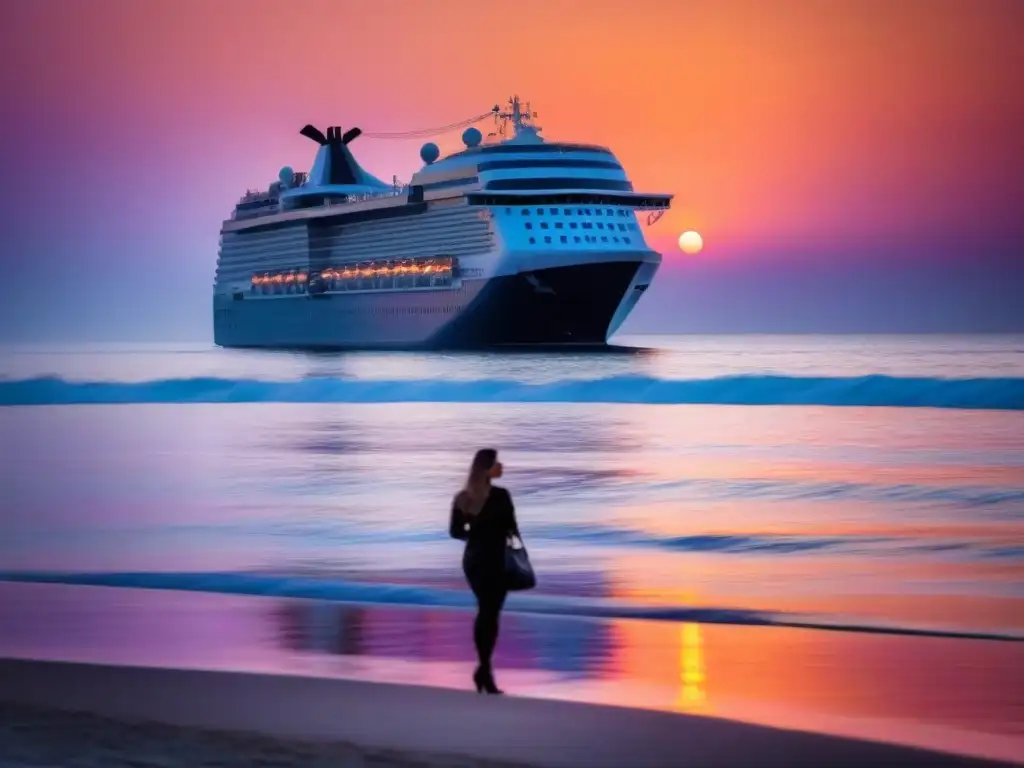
xmin=459 ymin=448 xmax=497 ymax=516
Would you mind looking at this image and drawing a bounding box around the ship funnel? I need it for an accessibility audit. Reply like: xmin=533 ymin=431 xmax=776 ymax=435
xmin=301 ymin=125 xmax=362 ymax=147
xmin=301 ymin=123 xmax=389 ymax=189
xmin=300 ymin=124 xmax=328 ymax=145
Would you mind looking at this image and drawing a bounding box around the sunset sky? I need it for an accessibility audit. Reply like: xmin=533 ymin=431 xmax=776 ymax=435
xmin=1 ymin=0 xmax=1022 ymax=340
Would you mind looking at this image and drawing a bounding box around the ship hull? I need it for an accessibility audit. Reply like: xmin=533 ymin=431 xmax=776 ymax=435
xmin=214 ymin=259 xmax=655 ymax=350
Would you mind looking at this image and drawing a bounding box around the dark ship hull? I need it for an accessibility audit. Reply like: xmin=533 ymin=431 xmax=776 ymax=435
xmin=213 ymin=260 xmax=652 ymax=350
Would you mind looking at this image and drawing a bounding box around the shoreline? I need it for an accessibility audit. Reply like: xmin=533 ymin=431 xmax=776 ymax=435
xmin=1 ymin=658 xmax=1016 ymax=768
xmin=1 ymin=573 xmax=1020 ymax=643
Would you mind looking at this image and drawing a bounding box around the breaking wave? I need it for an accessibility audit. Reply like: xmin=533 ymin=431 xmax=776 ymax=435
xmin=2 ymin=374 xmax=1023 ymax=410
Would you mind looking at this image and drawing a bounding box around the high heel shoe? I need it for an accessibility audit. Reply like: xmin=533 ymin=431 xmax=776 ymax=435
xmin=473 ymin=666 xmax=504 ymax=695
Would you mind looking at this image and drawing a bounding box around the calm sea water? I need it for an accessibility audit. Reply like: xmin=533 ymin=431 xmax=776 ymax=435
xmin=1 ymin=335 xmax=1023 ymax=639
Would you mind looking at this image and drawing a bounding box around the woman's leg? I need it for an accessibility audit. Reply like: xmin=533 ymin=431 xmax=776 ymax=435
xmin=473 ymin=585 xmax=507 ymax=671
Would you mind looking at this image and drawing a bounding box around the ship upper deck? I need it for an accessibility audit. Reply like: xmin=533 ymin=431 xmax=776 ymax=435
xmin=225 ymin=97 xmax=671 ymax=231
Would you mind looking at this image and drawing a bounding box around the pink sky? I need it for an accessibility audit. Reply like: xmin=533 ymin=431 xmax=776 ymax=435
xmin=2 ymin=0 xmax=1022 ymax=338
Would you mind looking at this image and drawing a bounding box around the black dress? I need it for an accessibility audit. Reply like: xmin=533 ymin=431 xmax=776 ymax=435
xmin=449 ymin=485 xmax=520 ymax=594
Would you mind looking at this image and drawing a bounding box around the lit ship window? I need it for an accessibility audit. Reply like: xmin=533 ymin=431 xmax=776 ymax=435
xmin=251 ymin=256 xmax=455 ymax=295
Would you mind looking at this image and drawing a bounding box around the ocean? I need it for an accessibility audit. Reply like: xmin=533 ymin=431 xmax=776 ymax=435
xmin=1 ymin=334 xmax=1023 ymax=643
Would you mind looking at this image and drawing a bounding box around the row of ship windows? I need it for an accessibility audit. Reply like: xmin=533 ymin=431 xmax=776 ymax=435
xmin=524 ymin=220 xmax=637 ymax=233
xmin=356 ymin=305 xmax=462 ymax=315
xmin=251 ymin=274 xmax=453 ymax=294
xmin=529 ymin=234 xmax=633 ymax=246
xmin=228 ymin=305 xmax=464 ymax=316
xmin=503 ymin=206 xmax=630 ymax=219
xmin=249 ymin=258 xmax=456 ymax=293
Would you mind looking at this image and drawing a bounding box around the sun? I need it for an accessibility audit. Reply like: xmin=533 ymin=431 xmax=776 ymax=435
xmin=678 ymin=230 xmax=704 ymax=254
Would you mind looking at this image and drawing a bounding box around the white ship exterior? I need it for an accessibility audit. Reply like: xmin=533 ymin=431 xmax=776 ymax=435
xmin=212 ymin=97 xmax=672 ymax=349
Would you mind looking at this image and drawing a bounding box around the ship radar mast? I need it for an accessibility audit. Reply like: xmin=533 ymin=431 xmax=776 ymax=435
xmin=491 ymin=95 xmax=543 ymax=143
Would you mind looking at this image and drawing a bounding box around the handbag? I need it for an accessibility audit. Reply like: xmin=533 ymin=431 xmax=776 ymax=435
xmin=504 ymin=535 xmax=536 ymax=591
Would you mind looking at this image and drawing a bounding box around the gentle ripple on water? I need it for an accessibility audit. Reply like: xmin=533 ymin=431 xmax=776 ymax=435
xmin=1 ymin=336 xmax=1022 ymax=639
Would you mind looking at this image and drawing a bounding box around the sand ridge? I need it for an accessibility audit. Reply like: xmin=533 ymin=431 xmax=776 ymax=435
xmin=0 ymin=702 xmax=535 ymax=768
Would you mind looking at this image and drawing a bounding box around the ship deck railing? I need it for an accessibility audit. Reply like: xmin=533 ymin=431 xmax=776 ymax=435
xmin=232 ymin=186 xmax=411 ymax=220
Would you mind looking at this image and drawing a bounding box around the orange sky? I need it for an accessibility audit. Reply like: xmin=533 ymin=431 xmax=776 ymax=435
xmin=7 ymin=0 xmax=1023 ymax=240
xmin=2 ymin=0 xmax=1022 ymax=338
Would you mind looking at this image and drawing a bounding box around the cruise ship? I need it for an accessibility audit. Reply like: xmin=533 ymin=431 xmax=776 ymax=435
xmin=213 ymin=97 xmax=672 ymax=349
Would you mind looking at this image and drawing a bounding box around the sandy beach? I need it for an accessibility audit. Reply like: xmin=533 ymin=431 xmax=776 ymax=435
xmin=0 ymin=700 xmax=530 ymax=768
xmin=1 ymin=658 xmax=1018 ymax=768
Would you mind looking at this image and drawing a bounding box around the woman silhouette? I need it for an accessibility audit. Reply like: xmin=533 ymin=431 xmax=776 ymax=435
xmin=449 ymin=448 xmax=520 ymax=694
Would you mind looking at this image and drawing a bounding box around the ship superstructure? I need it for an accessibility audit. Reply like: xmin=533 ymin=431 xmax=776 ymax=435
xmin=213 ymin=97 xmax=672 ymax=348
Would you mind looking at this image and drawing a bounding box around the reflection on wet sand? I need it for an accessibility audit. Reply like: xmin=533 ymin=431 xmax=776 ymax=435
xmin=268 ymin=595 xmax=1022 ymax=743
xmin=1 ymin=582 xmax=1021 ymax=762
xmin=678 ymin=623 xmax=706 ymax=711
xmin=273 ymin=600 xmax=614 ymax=679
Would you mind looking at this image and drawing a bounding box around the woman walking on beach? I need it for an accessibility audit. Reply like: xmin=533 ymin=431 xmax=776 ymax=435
xmin=449 ymin=448 xmax=524 ymax=695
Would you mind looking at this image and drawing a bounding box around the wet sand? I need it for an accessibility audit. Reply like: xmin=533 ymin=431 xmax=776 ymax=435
xmin=0 ymin=582 xmax=1021 ymax=766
